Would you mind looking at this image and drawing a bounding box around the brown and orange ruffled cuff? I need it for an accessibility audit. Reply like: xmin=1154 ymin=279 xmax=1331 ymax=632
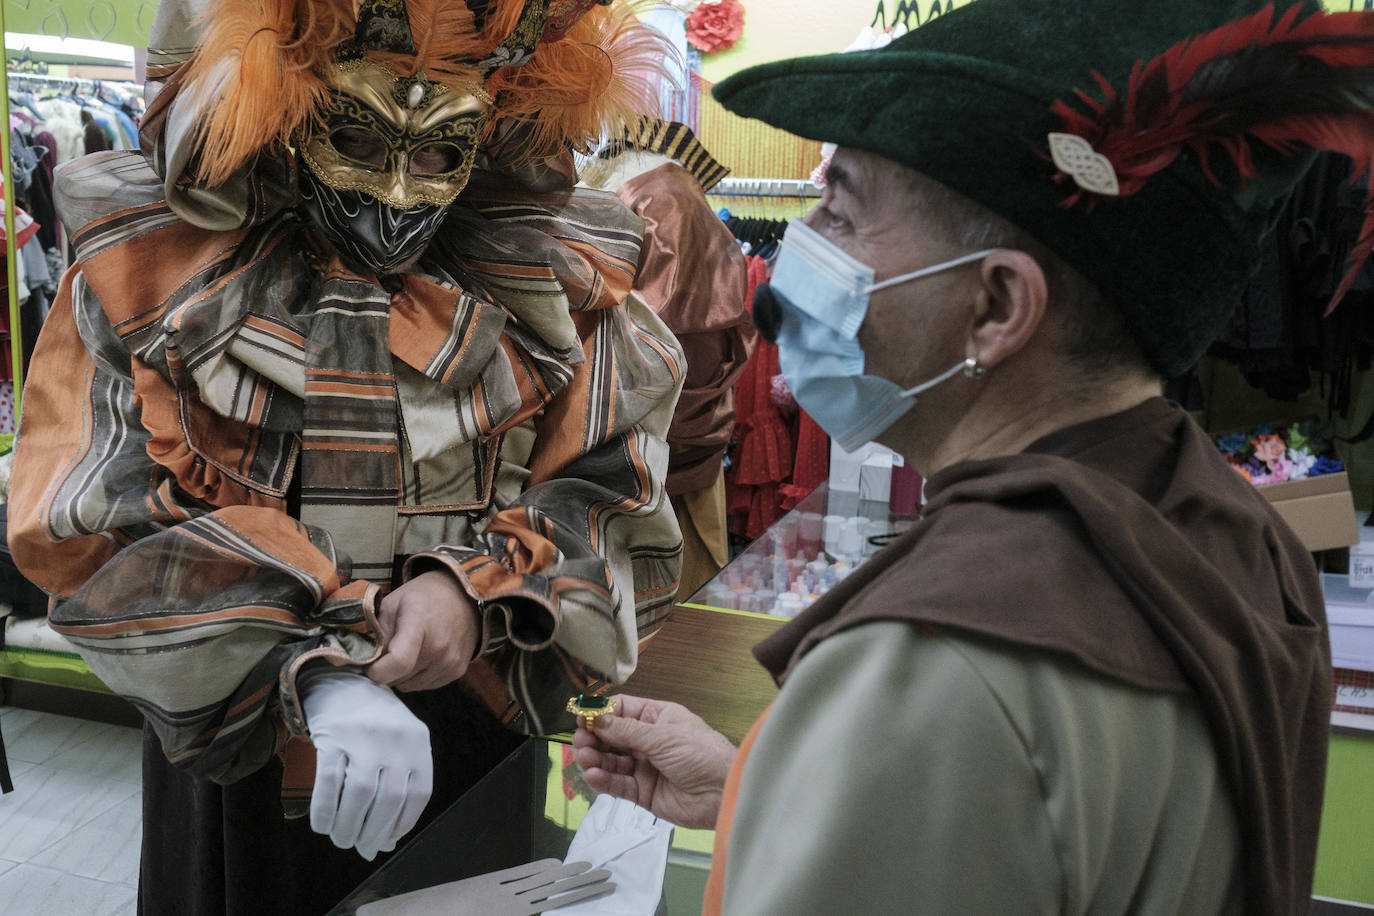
xmin=402 ymin=548 xmax=561 ymax=661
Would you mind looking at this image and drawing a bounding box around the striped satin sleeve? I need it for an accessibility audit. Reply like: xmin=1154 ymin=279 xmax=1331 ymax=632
xmin=48 ymin=510 xmax=381 ymax=784
xmin=403 ymin=292 xmax=687 ymax=737
xmin=8 ymin=268 xmax=382 ymax=784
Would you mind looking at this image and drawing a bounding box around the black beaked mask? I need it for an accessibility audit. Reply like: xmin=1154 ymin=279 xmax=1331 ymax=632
xmin=298 ymin=164 xmax=449 ymax=276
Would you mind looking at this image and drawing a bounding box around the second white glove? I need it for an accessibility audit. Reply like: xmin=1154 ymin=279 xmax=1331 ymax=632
xmin=559 ymin=794 xmax=674 ymax=915
xmin=301 ymin=666 xmax=433 ymax=861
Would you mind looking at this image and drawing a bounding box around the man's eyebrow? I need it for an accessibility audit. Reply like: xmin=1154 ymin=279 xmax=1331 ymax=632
xmin=824 ymin=161 xmax=861 ymax=201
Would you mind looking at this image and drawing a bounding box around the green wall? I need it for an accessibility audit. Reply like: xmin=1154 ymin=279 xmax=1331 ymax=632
xmin=4 ymin=0 xmax=157 ymax=47
xmin=1315 ymin=735 xmax=1374 ymax=903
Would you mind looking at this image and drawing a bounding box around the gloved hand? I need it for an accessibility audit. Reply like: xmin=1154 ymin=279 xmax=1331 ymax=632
xmin=301 ymin=666 xmax=433 ymax=861
xmin=558 ymin=794 xmax=674 ymax=915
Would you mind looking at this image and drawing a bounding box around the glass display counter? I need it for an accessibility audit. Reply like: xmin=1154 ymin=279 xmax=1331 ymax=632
xmin=686 ymin=475 xmax=920 ymax=618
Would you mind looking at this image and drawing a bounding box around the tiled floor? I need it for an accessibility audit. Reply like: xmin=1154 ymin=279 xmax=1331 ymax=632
xmin=0 ymin=705 xmax=142 ymax=916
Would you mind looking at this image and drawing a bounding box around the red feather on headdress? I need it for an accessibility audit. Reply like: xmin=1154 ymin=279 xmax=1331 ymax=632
xmin=1049 ymin=3 xmax=1374 ymax=313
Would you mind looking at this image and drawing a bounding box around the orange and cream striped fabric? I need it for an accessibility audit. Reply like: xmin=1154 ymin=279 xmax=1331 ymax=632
xmin=8 ymin=149 xmax=686 ymax=785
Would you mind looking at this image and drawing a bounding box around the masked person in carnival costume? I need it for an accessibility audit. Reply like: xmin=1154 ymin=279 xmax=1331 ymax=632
xmin=573 ymin=0 xmax=1374 ymax=912
xmin=8 ymin=1 xmax=685 ymax=912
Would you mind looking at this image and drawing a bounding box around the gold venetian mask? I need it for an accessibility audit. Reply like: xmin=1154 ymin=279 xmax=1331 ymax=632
xmin=299 ymin=60 xmax=491 ymax=210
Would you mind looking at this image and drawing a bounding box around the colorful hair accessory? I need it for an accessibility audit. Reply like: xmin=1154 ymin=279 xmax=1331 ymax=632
xmin=1216 ymin=421 xmax=1342 ymax=488
xmin=1287 ymin=447 xmax=1317 ymax=478
xmin=1217 ymin=432 xmax=1249 ymax=456
xmin=1252 ymin=434 xmax=1287 ymax=470
xmin=1311 ymin=455 xmax=1345 ymax=476
xmin=686 ymin=0 xmax=745 ymax=55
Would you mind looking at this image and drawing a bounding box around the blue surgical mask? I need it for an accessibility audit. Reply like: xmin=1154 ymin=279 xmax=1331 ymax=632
xmin=763 ymin=218 xmax=996 ymax=453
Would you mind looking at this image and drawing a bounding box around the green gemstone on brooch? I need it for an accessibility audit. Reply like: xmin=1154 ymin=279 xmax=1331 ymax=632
xmin=566 ymin=693 xmax=616 ymax=730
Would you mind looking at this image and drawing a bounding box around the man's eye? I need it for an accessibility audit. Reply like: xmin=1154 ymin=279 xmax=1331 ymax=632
xmin=330 ymin=128 xmax=387 ymax=168
xmin=816 ymin=206 xmax=848 ymax=232
xmin=409 ymin=143 xmax=464 ymax=176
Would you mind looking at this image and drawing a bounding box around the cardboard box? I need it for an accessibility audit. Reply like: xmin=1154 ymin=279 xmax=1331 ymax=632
xmin=1259 ymin=471 xmax=1359 ymax=552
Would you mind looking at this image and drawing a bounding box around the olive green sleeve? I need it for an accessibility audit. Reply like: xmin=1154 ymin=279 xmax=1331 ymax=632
xmin=720 ymin=622 xmax=1242 ymax=915
xmin=721 ymin=622 xmax=1063 ymax=915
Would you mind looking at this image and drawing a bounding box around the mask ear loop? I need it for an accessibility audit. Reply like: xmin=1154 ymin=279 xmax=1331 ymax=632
xmin=864 ymin=249 xmax=1000 ymax=294
xmin=871 ymin=250 xmax=997 ymax=398
xmin=896 ymin=358 xmax=979 ymax=398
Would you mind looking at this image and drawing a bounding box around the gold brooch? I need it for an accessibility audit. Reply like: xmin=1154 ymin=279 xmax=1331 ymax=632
xmin=566 ymin=694 xmax=616 ymax=732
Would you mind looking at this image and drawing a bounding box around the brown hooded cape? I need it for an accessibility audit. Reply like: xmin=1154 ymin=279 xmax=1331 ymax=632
xmin=754 ymin=397 xmax=1331 ymax=916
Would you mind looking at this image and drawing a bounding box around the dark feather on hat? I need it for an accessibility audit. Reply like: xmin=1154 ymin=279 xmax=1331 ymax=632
xmin=1050 ymin=3 xmax=1374 ymax=313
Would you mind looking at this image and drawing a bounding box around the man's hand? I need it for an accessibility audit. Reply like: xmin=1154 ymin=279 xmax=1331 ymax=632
xmin=572 ymin=694 xmax=736 ymax=830
xmin=368 ymin=570 xmax=480 ymax=692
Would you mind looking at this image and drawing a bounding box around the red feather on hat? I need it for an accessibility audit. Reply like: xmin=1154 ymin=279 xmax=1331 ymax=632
xmin=1049 ymin=3 xmax=1374 ymax=313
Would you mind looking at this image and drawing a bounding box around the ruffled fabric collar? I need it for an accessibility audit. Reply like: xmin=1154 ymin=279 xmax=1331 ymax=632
xmin=143 ymin=169 xmax=644 ymax=434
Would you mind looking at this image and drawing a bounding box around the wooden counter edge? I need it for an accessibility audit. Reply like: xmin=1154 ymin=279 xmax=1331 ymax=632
xmin=619 ymin=604 xmax=783 ymax=746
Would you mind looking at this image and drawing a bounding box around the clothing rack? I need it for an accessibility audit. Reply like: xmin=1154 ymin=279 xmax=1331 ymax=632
xmin=6 ymin=72 xmax=142 ymax=94
xmin=710 ymin=177 xmax=822 ymax=198
xmin=2 ymin=71 xmax=143 ymax=414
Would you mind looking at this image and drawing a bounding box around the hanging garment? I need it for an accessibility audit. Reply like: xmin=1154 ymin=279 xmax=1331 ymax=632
xmin=1212 ymin=152 xmax=1374 ymax=415
xmin=35 ymin=98 xmax=83 ymax=164
xmin=727 ymin=256 xmax=797 ymax=539
xmin=610 ymin=161 xmax=756 ymax=595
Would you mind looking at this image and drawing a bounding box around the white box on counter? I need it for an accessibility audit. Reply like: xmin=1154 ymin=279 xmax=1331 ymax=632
xmin=1323 ymin=574 xmax=1374 ymax=674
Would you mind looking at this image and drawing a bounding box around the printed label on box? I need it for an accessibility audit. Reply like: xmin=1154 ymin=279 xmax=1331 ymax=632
xmin=1336 ymin=683 xmax=1374 ymax=712
xmin=1351 ymin=548 xmax=1374 ymax=590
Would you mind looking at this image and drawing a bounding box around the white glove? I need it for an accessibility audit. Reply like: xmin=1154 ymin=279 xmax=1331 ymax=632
xmin=559 ymin=795 xmax=674 ymax=915
xmin=301 ymin=666 xmax=433 ymax=861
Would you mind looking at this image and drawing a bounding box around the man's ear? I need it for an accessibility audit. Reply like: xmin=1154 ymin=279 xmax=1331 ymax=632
xmin=967 ymin=250 xmax=1048 ymax=368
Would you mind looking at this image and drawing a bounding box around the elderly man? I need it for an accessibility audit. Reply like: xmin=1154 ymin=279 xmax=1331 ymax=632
xmin=573 ymin=0 xmax=1366 ymax=912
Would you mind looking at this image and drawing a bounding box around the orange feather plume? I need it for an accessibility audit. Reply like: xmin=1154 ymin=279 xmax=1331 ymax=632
xmin=483 ymin=2 xmax=671 ymax=163
xmin=179 ymin=0 xmax=354 ymax=188
xmin=177 ymin=0 xmax=668 ymax=187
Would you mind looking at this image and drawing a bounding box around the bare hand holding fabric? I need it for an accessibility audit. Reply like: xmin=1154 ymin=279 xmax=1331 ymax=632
xmin=368 ymin=570 xmax=481 ymax=691
xmin=303 ymin=667 xmax=433 ymax=860
xmin=572 ymin=695 xmax=736 ymax=830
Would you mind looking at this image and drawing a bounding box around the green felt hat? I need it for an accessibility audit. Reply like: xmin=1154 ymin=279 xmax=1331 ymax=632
xmin=712 ymin=0 xmax=1341 ymax=376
